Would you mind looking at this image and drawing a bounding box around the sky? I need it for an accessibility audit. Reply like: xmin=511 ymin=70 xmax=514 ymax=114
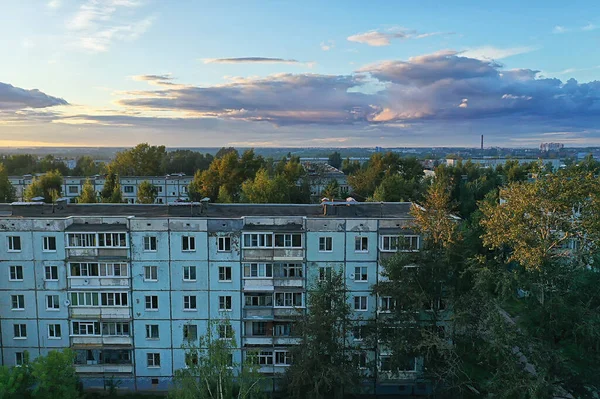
xmin=1 ymin=0 xmax=600 ymax=148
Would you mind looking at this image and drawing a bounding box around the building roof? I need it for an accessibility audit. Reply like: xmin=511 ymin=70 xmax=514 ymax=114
xmin=65 ymin=223 xmax=128 ymax=232
xmin=0 ymin=202 xmax=414 ymax=219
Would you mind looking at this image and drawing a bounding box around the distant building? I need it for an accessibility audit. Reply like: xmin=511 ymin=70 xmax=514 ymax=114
xmin=445 ymin=157 xmax=563 ymax=171
xmin=9 ymin=175 xmax=192 ymax=203
xmin=539 ymin=142 xmax=564 ymax=152
xmin=301 ymin=162 xmax=349 ymax=200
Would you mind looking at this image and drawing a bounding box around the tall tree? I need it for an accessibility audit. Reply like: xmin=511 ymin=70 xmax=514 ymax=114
xmin=71 ymin=156 xmax=102 ymax=176
xmin=31 ymin=349 xmax=79 ymax=399
xmin=0 ymin=163 xmax=16 ymax=202
xmin=169 ymin=320 xmax=264 ymax=399
xmin=77 ymin=179 xmax=97 ymax=203
xmin=100 ymin=171 xmax=123 ymax=203
xmin=23 ymin=170 xmax=63 ymax=203
xmin=327 ymin=151 xmax=342 ymax=169
xmin=109 ymin=143 xmax=167 ymax=176
xmin=282 ymin=271 xmax=359 ymax=399
xmin=322 ymin=179 xmax=340 ymax=200
xmin=241 ymin=169 xmax=290 ymax=203
xmin=137 ymin=180 xmax=157 ymax=204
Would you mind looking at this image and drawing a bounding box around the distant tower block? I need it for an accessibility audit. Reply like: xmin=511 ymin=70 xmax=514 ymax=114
xmin=481 ymin=135 xmax=484 ymax=150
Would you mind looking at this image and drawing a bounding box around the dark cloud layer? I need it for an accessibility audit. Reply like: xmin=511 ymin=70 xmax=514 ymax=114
xmin=0 ymin=82 xmax=68 ymax=110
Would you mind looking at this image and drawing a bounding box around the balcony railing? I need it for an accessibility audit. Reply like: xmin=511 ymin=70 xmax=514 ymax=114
xmin=74 ymin=364 xmax=133 ymax=374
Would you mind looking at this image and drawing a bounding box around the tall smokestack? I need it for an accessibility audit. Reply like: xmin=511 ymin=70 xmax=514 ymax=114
xmin=480 ymin=135 xmax=484 ymax=150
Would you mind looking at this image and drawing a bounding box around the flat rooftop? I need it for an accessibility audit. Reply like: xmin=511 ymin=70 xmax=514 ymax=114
xmin=0 ymin=202 xmax=414 ymax=219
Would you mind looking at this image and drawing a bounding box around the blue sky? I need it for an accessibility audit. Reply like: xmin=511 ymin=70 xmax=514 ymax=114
xmin=1 ymin=0 xmax=600 ymax=147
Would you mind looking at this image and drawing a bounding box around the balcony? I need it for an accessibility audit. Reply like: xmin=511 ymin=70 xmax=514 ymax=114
xmin=69 ymin=277 xmax=130 ymax=289
xmin=243 ymin=279 xmax=274 ymax=291
xmin=273 ymin=308 xmax=303 ymax=318
xmin=71 ymin=336 xmax=133 ymax=346
xmin=243 ymin=336 xmax=273 ymax=345
xmin=67 ymin=248 xmax=129 ymax=259
xmin=273 ymin=336 xmax=301 ymax=345
xmin=75 ymin=364 xmax=133 ymax=374
xmin=69 ymin=307 xmax=131 ymax=320
xmin=273 ymin=278 xmax=304 ymax=288
xmin=242 ymin=249 xmax=304 ymax=261
xmin=243 ymin=308 xmax=274 ymax=320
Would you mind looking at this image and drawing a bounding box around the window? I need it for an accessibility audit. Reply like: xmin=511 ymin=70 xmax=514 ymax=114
xmin=274 ymin=292 xmax=303 ymax=307
xmin=98 ymin=233 xmax=127 ymax=248
xmin=11 ymin=295 xmax=25 ymax=310
xmin=100 ymin=292 xmax=128 ymax=307
xmin=400 ymin=236 xmax=419 ymax=251
xmin=380 ymin=356 xmax=416 ymax=372
xmin=144 ymin=236 xmax=157 ymax=251
xmin=145 ymin=295 xmax=159 ymax=310
xmin=183 ymin=324 xmax=197 ymax=341
xmin=9 ymin=265 xmax=23 ymax=281
xmin=8 ymin=236 xmax=22 ymax=252
xmin=147 ymin=353 xmax=160 ymax=367
xmin=69 ymin=262 xmax=128 ymax=277
xmin=354 ymin=266 xmax=368 ymax=282
xmin=182 ymin=236 xmax=195 ymax=251
xmin=46 ymin=295 xmax=60 ymax=310
xmin=146 ymin=324 xmax=159 ymax=339
xmin=256 ymin=350 xmax=273 ymax=365
xmin=45 ymin=265 xmax=58 ymax=281
xmin=218 ymin=236 xmax=231 ymax=252
xmin=244 ymin=293 xmax=273 ymax=307
xmin=70 ymin=292 xmax=99 ymax=307
xmin=185 ymin=352 xmax=199 ymax=367
xmin=274 ymin=351 xmax=292 ymax=365
xmin=352 ymin=325 xmax=364 ymax=341
xmin=273 ymin=263 xmax=303 ymax=278
xmin=355 ymin=236 xmax=368 ymax=252
xmin=252 ymin=322 xmax=267 ymax=336
xmin=319 ymin=265 xmax=332 ymax=281
xmin=242 ymin=233 xmax=273 ymax=248
xmin=219 ymin=266 xmax=232 ymax=282
xmin=353 ymin=352 xmax=368 ymax=369
xmin=144 ymin=265 xmax=158 ymax=281
xmin=381 ymin=235 xmax=419 ymax=252
xmin=354 ymin=296 xmax=368 ymax=311
xmin=68 ymin=186 xmax=79 ymax=194
xmin=102 ymin=322 xmax=130 ymax=336
xmin=183 ymin=266 xmax=196 ymax=281
xmin=274 ymin=233 xmax=302 ymax=248
xmin=274 ymin=323 xmax=293 ymax=337
xmin=218 ymin=324 xmax=233 ymax=340
xmin=319 ymin=236 xmax=332 ymax=252
xmin=219 ymin=296 xmax=232 ymax=311
xmin=243 ymin=263 xmax=273 ymax=278
xmin=67 ymin=233 xmax=127 ymax=248
xmin=48 ymin=324 xmax=62 ymax=339
xmin=380 ymin=296 xmax=396 ymax=313
xmin=123 ymin=185 xmax=134 ymax=193
xmin=13 ymin=324 xmax=27 ymax=339
xmin=72 ymin=321 xmax=100 ymax=335
xmin=43 ymin=236 xmax=57 ymax=252
xmin=67 ymin=233 xmax=96 ymax=248
xmin=183 ymin=295 xmax=197 ymax=310
xmin=15 ymin=352 xmax=25 ymax=366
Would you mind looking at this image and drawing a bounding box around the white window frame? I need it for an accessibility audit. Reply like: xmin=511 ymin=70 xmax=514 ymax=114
xmin=257 ymin=350 xmax=273 ymax=365
xmin=145 ymin=295 xmax=159 ymax=311
xmin=183 ymin=295 xmax=197 ymax=311
xmin=218 ymin=236 xmax=231 ymax=252
xmin=219 ymin=266 xmax=232 ymax=282
xmin=71 ymin=321 xmax=100 ymax=336
xmin=145 ymin=324 xmax=160 ymax=340
xmin=143 ymin=236 xmax=157 ymax=252
xmin=44 ymin=265 xmax=58 ymax=281
xmin=48 ymin=324 xmax=62 ymax=339
xmin=218 ymin=324 xmax=233 ymax=340
xmin=379 ymin=296 xmax=396 ymax=313
xmin=319 ymin=236 xmax=333 ymax=252
xmin=7 ymin=236 xmax=22 ymax=252
xmin=100 ymin=292 xmax=129 ymax=307
xmin=318 ymin=265 xmax=332 ymax=281
xmin=354 ymin=266 xmax=368 ymax=282
xmin=243 ymin=263 xmax=273 ymax=278
xmin=13 ymin=324 xmax=27 ymax=339
xmin=69 ymin=292 xmax=99 ymax=307
xmin=183 ymin=324 xmax=198 ymax=341
xmin=68 ymin=262 xmax=128 ymax=278
xmin=102 ymin=322 xmax=130 ymax=336
xmin=147 ymin=353 xmax=161 ymax=368
xmin=183 ymin=266 xmax=197 ymax=282
xmin=242 ymin=233 xmax=273 ymax=249
xmin=9 ymin=265 xmax=23 ymax=281
xmin=380 ymin=235 xmax=419 ymax=252
xmin=46 ymin=294 xmax=60 ymax=310
xmin=274 ymin=292 xmax=303 ymax=308
xmin=11 ymin=295 xmax=25 ymax=310
xmin=354 ymin=296 xmax=368 ymax=311
xmin=15 ymin=352 xmax=25 ymax=365
xmin=144 ymin=265 xmax=158 ymax=282
xmin=181 ymin=236 xmax=196 ymax=252
xmin=219 ymin=296 xmax=232 ymax=311
xmin=43 ymin=236 xmax=57 ymax=252
xmin=66 ymin=232 xmax=128 ymax=248
xmin=355 ymin=236 xmax=368 ymax=252
xmin=274 ymin=350 xmax=292 ymax=366
xmin=274 ymin=233 xmax=302 ymax=248
xmin=273 ymin=263 xmax=303 ymax=278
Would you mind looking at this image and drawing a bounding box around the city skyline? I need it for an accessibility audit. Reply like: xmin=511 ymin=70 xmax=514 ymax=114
xmin=2 ymin=0 xmax=600 ymax=148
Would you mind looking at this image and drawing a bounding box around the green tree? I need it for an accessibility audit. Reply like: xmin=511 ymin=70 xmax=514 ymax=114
xmin=322 ymin=179 xmax=340 ymax=200
xmin=282 ymin=271 xmax=359 ymax=399
xmin=328 ymin=151 xmax=342 ymax=169
xmin=0 ymin=163 xmax=16 ymax=202
xmin=169 ymin=320 xmax=264 ymax=399
xmin=0 ymin=351 xmax=33 ymax=399
xmin=24 ymin=170 xmax=63 ymax=203
xmin=100 ymin=171 xmax=123 ymax=203
xmin=31 ymin=349 xmax=79 ymax=399
xmin=137 ymin=180 xmax=157 ymax=204
xmin=77 ymin=179 xmax=97 ymax=203
xmin=71 ymin=156 xmax=102 ymax=176
xmin=241 ymin=169 xmax=290 ymax=203
xmin=109 ymin=143 xmax=167 ymax=176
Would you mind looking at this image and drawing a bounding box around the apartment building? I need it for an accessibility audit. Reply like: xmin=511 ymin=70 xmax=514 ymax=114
xmin=8 ymin=174 xmax=193 ymax=204
xmin=0 ymin=201 xmax=429 ymax=395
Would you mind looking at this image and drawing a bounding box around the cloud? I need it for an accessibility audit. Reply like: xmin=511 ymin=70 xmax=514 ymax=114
xmin=203 ymin=57 xmax=301 ymax=64
xmin=67 ymin=0 xmax=154 ymax=53
xmin=461 ymin=46 xmax=538 ymax=60
xmin=0 ymin=82 xmax=68 ymax=110
xmin=582 ymin=23 xmax=597 ymax=31
xmin=553 ymin=25 xmax=567 ymax=34
xmin=347 ymin=27 xmax=453 ymax=46
xmin=47 ymin=0 xmax=61 ymax=9
xmin=320 ymin=40 xmax=335 ymax=51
